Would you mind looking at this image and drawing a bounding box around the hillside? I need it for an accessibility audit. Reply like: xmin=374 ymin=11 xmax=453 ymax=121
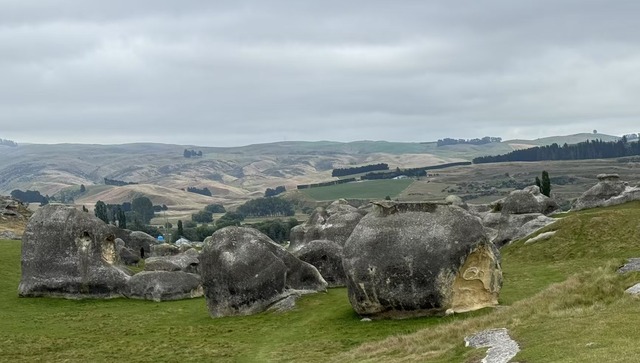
xmin=0 ymin=133 xmax=621 ymax=211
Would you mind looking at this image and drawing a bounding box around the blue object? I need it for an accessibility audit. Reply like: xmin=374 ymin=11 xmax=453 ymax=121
xmin=157 ymin=235 xmax=165 ymax=242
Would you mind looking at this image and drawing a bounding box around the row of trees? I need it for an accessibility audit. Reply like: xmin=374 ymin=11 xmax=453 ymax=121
xmin=104 ymin=178 xmax=138 ymax=186
xmin=436 ymin=136 xmax=502 ymax=147
xmin=10 ymin=189 xmax=48 ymax=205
xmin=0 ymin=138 xmax=18 ymax=147
xmin=360 ymin=162 xmax=472 ymax=180
xmin=473 ymin=138 xmax=640 ymax=163
xmin=186 ymin=186 xmax=212 ymax=196
xmin=93 ymin=196 xmax=156 ymax=227
xmin=264 ymin=186 xmax=286 ymax=197
xmin=183 ymin=149 xmax=203 ymax=158
xmin=331 ymin=163 xmax=389 ymax=177
xmin=236 ymin=197 xmax=295 ymax=217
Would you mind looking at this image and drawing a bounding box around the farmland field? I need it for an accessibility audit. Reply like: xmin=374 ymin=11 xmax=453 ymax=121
xmin=299 ymin=179 xmax=414 ymax=201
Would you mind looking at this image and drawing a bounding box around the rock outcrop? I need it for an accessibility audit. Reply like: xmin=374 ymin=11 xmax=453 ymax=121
xmin=572 ymin=174 xmax=640 ymax=211
xmin=0 ymin=195 xmax=31 ymax=240
xmin=19 ymin=205 xmax=130 ymax=298
xmin=494 ymin=186 xmax=559 ymax=215
xmin=342 ymin=202 xmax=502 ymax=319
xmin=144 ymin=249 xmax=200 ymax=274
xmin=151 ymin=243 xmax=180 ymax=257
xmin=200 ymin=227 xmax=327 ymax=318
xmin=294 ymin=240 xmax=346 ymax=287
xmin=289 ymin=199 xmax=364 ymax=251
xmin=124 ymin=271 xmax=203 ymax=302
xmin=482 ymin=213 xmax=556 ymax=247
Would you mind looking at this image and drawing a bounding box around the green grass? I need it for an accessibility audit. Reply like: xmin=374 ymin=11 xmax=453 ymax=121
xmin=4 ymin=201 xmax=640 ymax=362
xmin=299 ymin=179 xmax=414 ymax=201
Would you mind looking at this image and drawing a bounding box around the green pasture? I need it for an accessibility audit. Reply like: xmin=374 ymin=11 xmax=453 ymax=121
xmin=3 ymin=201 xmax=640 ymax=361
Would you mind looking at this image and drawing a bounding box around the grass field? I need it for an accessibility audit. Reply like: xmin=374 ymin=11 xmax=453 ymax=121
xmin=3 ymin=202 xmax=640 ymax=361
xmin=299 ymin=179 xmax=414 ymax=201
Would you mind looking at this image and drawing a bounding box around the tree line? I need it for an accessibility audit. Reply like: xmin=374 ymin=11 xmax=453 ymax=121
xmin=264 ymin=186 xmax=286 ymax=197
xmin=0 ymin=138 xmax=18 ymax=147
xmin=183 ymin=149 xmax=203 ymax=158
xmin=360 ymin=162 xmax=472 ymax=180
xmin=186 ymin=186 xmax=212 ymax=196
xmin=297 ymin=178 xmax=356 ymax=190
xmin=437 ymin=136 xmax=502 ymax=147
xmin=104 ymin=178 xmax=138 ymax=186
xmin=473 ymin=138 xmax=640 ymax=164
xmin=331 ymin=163 xmax=389 ymax=177
xmin=10 ymin=190 xmax=48 ymax=205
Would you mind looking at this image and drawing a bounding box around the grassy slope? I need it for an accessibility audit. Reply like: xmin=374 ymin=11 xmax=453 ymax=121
xmin=299 ymin=179 xmax=414 ymax=201
xmin=3 ymin=202 xmax=640 ymax=362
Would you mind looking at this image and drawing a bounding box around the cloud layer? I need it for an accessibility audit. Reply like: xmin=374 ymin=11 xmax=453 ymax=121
xmin=2 ymin=1 xmax=639 ymax=146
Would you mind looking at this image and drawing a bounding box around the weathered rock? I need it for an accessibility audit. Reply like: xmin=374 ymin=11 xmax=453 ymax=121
xmin=124 ymin=271 xmax=203 ymax=302
xmin=128 ymin=231 xmax=156 ymax=256
xmin=524 ymin=231 xmax=557 ymax=245
xmin=464 ymin=328 xmax=520 ymax=363
xmin=618 ymin=258 xmax=640 ymax=274
xmin=483 ymin=213 xmax=556 ymax=247
xmin=144 ymin=251 xmax=200 ymax=274
xmin=19 ymin=205 xmax=130 ymax=298
xmin=572 ymin=174 xmax=640 ymax=211
xmin=497 ymin=185 xmax=559 ymax=215
xmin=294 ymin=239 xmax=346 ymax=287
xmin=289 ymin=199 xmax=364 ymax=250
xmin=151 ymin=243 xmax=180 ymax=257
xmin=119 ymin=246 xmax=141 ymax=266
xmin=445 ymin=195 xmax=468 ymax=209
xmin=200 ymin=226 xmax=327 ymax=318
xmin=625 ymin=283 xmax=640 ymax=295
xmin=0 ymin=230 xmax=20 ymax=240
xmin=343 ymin=202 xmax=502 ymax=318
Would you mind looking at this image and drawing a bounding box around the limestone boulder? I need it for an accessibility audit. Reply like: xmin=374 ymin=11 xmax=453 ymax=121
xmin=497 ymin=186 xmax=559 ymax=215
xmin=200 ymin=226 xmax=327 ymax=318
xmin=343 ymin=202 xmax=502 ymax=319
xmin=289 ymin=199 xmax=364 ymax=251
xmin=119 ymin=246 xmax=141 ymax=266
xmin=124 ymin=271 xmax=203 ymax=302
xmin=293 ymin=240 xmax=346 ymax=287
xmin=151 ymin=243 xmax=180 ymax=257
xmin=19 ymin=205 xmax=130 ymax=298
xmin=144 ymin=250 xmax=200 ymax=274
xmin=128 ymin=231 xmax=157 ymax=257
xmin=483 ymin=213 xmax=557 ymax=247
xmin=572 ymin=174 xmax=640 ymax=211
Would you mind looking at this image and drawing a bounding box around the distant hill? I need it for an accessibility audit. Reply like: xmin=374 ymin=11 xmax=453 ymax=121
xmin=0 ymin=133 xmax=623 ymax=211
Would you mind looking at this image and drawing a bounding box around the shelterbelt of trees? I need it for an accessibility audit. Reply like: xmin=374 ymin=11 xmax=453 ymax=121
xmin=473 ymin=138 xmax=640 ymax=163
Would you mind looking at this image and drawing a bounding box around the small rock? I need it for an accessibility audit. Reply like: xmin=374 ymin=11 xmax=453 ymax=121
xmin=524 ymin=231 xmax=557 ymax=245
xmin=465 ymin=328 xmax=520 ymax=363
xmin=360 ymin=318 xmax=372 ymax=322
xmin=624 ymin=283 xmax=640 ymax=295
xmin=618 ymin=258 xmax=640 ymax=274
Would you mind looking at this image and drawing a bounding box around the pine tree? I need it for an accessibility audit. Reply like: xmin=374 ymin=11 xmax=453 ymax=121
xmin=535 ymin=176 xmax=542 ymax=189
xmin=176 ymin=220 xmax=184 ymax=241
xmin=80 ymin=184 xmax=86 ymax=193
xmin=94 ymin=201 xmax=109 ymax=224
xmin=117 ymin=208 xmax=127 ymax=229
xmin=541 ymin=171 xmax=551 ymax=197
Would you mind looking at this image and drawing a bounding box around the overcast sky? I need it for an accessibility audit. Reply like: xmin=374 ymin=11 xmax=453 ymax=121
xmin=1 ymin=1 xmax=639 ymax=147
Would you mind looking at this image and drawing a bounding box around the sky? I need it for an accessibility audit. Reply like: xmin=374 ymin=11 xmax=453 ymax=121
xmin=1 ymin=0 xmax=639 ymax=147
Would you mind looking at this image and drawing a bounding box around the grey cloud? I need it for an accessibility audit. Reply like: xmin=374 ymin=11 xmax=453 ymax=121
xmin=1 ymin=1 xmax=640 ymax=146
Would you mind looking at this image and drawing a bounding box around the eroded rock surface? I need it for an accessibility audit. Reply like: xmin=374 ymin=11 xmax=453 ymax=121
xmin=144 ymin=249 xmax=199 ymax=274
xmin=465 ymin=328 xmax=520 ymax=363
xmin=124 ymin=271 xmax=203 ymax=302
xmin=19 ymin=205 xmax=130 ymax=298
xmin=289 ymin=199 xmax=364 ymax=251
xmin=151 ymin=243 xmax=180 ymax=257
xmin=342 ymin=202 xmax=502 ymax=318
xmin=495 ymin=185 xmax=559 ymax=215
xmin=200 ymin=227 xmax=327 ymax=318
xmin=572 ymin=174 xmax=640 ymax=211
xmin=483 ymin=213 xmax=557 ymax=247
xmin=294 ymin=239 xmax=346 ymax=287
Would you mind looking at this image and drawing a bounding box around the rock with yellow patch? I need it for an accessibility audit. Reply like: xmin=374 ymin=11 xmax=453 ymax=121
xmin=342 ymin=201 xmax=502 ymax=319
xmin=19 ymin=205 xmax=130 ymax=298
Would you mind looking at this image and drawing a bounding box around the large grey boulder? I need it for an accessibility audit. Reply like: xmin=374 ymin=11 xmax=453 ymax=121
xmin=343 ymin=202 xmax=502 ymax=319
xmin=124 ymin=271 xmax=203 ymax=302
xmin=128 ymin=231 xmax=157 ymax=257
xmin=572 ymin=174 xmax=640 ymax=211
xmin=19 ymin=205 xmax=130 ymax=298
xmin=496 ymin=186 xmax=559 ymax=215
xmin=289 ymin=199 xmax=364 ymax=251
xmin=294 ymin=240 xmax=346 ymax=287
xmin=200 ymin=227 xmax=327 ymax=318
xmin=151 ymin=243 xmax=180 ymax=257
xmin=482 ymin=213 xmax=556 ymax=247
xmin=144 ymin=249 xmax=199 ymax=274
